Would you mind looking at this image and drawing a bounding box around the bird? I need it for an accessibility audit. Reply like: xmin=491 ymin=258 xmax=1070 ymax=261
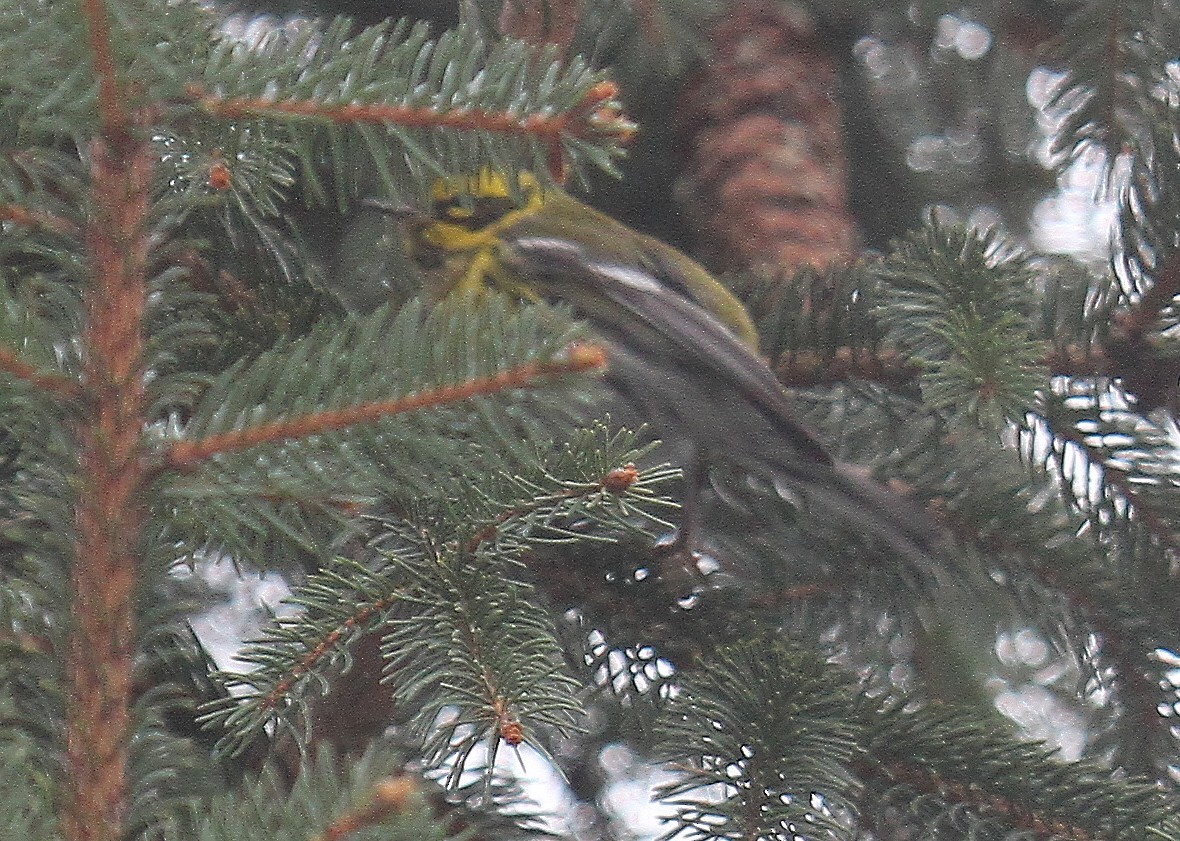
xmin=371 ymin=169 xmax=947 ymax=581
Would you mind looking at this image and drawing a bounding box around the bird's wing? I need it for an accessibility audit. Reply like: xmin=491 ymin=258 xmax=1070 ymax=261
xmin=500 ymin=236 xmax=833 ymax=466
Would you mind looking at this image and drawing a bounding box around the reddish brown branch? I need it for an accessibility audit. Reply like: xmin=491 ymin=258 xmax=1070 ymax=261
xmin=767 ymin=342 xmax=1132 ymax=391
xmin=1034 ymin=557 xmax=1165 ymax=768
xmin=166 ymin=344 xmax=607 ymax=469
xmin=1113 ymin=250 xmax=1180 ymax=342
xmin=186 ymin=82 xmax=633 ymax=182
xmin=929 ymin=437 xmax=1165 ymax=761
xmin=1102 ymin=250 xmax=1180 ymax=410
xmin=190 ymin=89 xmax=550 ymax=133
xmin=256 ymin=490 xmax=368 ymax=517
xmin=0 ymin=630 xmax=54 ymax=655
xmin=491 ymin=695 xmax=524 ymax=746
xmin=64 ymin=135 xmax=153 ymax=841
xmin=80 ymin=0 xmax=124 ymax=140
xmin=772 ymin=347 xmax=921 ymax=389
xmin=1042 ymin=429 xmax=1180 ymax=762
xmin=314 ymin=776 xmax=420 ymax=841
xmin=170 ymin=248 xmax=266 ymax=312
xmin=859 ymin=758 xmax=1101 ymax=841
xmin=0 ymin=202 xmax=80 ymax=237
xmin=1041 ymin=344 xmax=1117 ymax=378
xmin=64 ymin=4 xmax=147 ymax=837
xmin=0 ymin=346 xmax=82 ymax=400
xmin=1007 ymin=414 xmax=1175 ymax=770
xmin=1051 ymin=420 xmax=1180 ymax=554
xmin=462 ymin=461 xmax=640 ymax=555
xmin=260 ymin=595 xmax=401 ymax=712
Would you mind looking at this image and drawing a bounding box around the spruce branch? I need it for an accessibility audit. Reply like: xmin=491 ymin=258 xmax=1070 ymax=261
xmin=381 ymin=540 xmax=584 ymax=788
xmin=654 ymin=638 xmax=861 ymax=840
xmin=873 ymin=222 xmax=1046 ymax=427
xmin=168 ymin=249 xmax=268 ymax=313
xmin=201 ymin=424 xmax=676 ymax=766
xmin=1110 ymin=249 xmax=1180 ymax=345
xmin=149 ymin=295 xmax=618 ymax=569
xmin=165 ymin=343 xmax=606 ymax=470
xmin=371 ymin=429 xmax=677 ymax=784
xmin=312 ymin=774 xmax=422 ymax=841
xmin=0 ymin=734 xmax=59 ymax=838
xmin=63 ymin=66 xmax=155 ymax=840
xmin=1033 ymin=392 xmax=1180 ymax=552
xmin=647 ymin=613 xmax=1168 ymax=841
xmin=920 ymin=414 xmax=1176 ymax=765
xmin=774 ymin=341 xmax=1128 ymax=393
xmin=862 ymin=700 xmax=1179 ymax=841
xmin=81 ymin=0 xmax=123 ymax=137
xmin=1018 ymin=398 xmax=1180 ymax=773
xmin=166 ymin=293 xmax=594 ymax=451
xmin=164 ymin=745 xmax=530 ymax=841
xmin=0 ymin=202 xmax=79 ymax=237
xmin=457 ymin=422 xmax=679 ymax=550
xmin=152 ymin=120 xmax=299 ymax=230
xmin=199 ymin=557 xmax=405 ymax=759
xmin=187 ymin=80 xmax=629 ymax=183
xmin=1046 ymin=0 xmax=1173 ymax=175
xmin=0 ymin=0 xmax=91 ymax=133
xmin=187 ymin=18 xmax=634 ymax=192
xmin=742 ymin=253 xmax=1167 ymax=396
xmin=0 ymin=346 xmax=82 ymax=400
xmin=771 ymin=346 xmax=920 ymax=390
xmin=1042 ymin=344 xmax=1119 ymax=379
xmin=6 ymin=0 xmax=1180 ymax=835
xmin=461 ymin=450 xmax=678 ymax=555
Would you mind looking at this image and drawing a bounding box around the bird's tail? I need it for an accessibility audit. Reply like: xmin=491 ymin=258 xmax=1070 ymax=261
xmin=768 ymin=456 xmax=949 ymax=585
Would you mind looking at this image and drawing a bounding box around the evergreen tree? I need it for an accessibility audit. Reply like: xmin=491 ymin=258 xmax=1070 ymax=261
xmin=1 ymin=1 xmax=1179 ymax=840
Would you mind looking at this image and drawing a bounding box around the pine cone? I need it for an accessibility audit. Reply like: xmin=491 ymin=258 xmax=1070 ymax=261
xmin=676 ymin=1 xmax=858 ymax=273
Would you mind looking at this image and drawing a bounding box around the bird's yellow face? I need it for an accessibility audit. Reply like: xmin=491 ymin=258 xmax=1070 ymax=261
xmin=405 ymin=170 xmax=548 ymax=299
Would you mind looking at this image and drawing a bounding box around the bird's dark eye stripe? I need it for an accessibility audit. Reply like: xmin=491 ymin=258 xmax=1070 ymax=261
xmin=435 ymin=196 xmax=518 ymax=231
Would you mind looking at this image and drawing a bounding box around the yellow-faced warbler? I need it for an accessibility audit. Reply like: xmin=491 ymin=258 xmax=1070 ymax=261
xmin=376 ymin=170 xmax=944 ymax=573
